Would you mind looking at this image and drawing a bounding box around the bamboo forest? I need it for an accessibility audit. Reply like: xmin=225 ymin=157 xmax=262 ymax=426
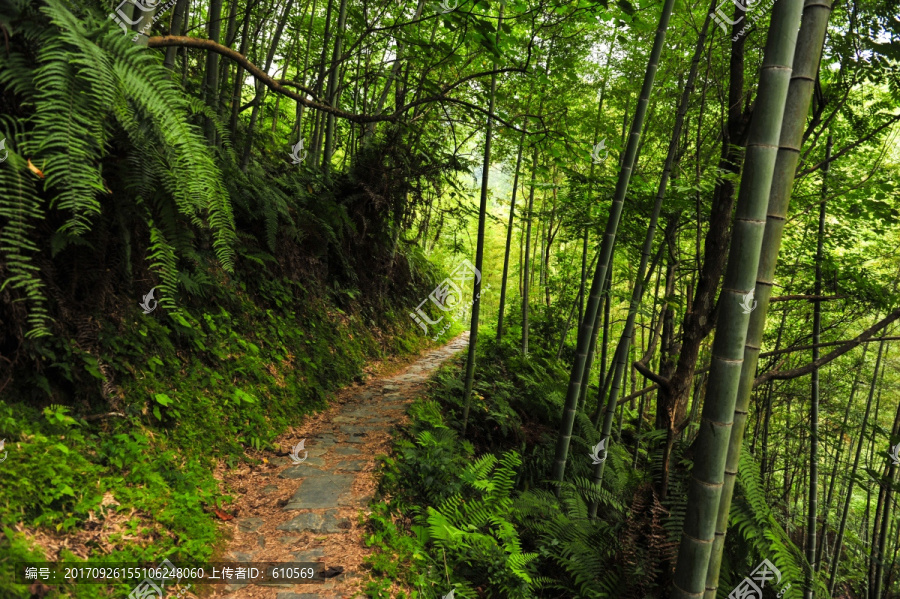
xmin=1 ymin=0 xmax=899 ymax=595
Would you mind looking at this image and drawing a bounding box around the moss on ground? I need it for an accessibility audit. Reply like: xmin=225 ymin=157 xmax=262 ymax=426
xmin=0 ymin=272 xmax=430 ymax=598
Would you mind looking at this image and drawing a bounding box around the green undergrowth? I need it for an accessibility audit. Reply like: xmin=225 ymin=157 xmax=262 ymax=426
xmin=0 ymin=273 xmax=429 ymax=598
xmin=364 ymin=311 xmax=808 ymax=597
xmin=363 ymin=329 xmax=634 ymax=599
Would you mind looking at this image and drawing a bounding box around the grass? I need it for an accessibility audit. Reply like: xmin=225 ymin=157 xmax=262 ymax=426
xmin=0 ymin=271 xmax=430 ymax=599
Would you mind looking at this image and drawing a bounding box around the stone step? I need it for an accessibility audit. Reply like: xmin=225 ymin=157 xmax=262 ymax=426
xmin=283 ymin=473 xmax=355 ymax=509
xmin=276 ymin=509 xmax=351 ymax=533
xmin=333 ymin=459 xmax=368 ymax=472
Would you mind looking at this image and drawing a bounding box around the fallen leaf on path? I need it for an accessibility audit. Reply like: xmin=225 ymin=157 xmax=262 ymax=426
xmin=214 ymin=508 xmax=234 ymax=521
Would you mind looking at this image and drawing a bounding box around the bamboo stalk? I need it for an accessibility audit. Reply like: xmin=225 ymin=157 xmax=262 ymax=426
xmin=671 ymin=0 xmax=806 ymax=590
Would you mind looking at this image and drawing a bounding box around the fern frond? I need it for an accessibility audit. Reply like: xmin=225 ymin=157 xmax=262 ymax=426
xmin=0 ymin=149 xmax=50 ymax=337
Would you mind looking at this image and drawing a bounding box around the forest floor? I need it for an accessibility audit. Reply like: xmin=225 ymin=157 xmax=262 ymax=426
xmin=202 ymin=332 xmax=469 ymax=599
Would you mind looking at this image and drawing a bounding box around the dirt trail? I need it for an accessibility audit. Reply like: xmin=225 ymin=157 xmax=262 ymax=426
xmin=207 ymin=333 xmax=469 ymax=599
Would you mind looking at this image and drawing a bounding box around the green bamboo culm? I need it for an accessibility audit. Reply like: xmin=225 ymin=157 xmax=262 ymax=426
xmin=816 ymin=340 xmax=867 ymax=570
xmin=804 ymin=135 xmax=830 ymax=598
xmin=669 ymin=0 xmax=806 ymax=591
xmin=828 ymin=334 xmax=888 ymax=594
xmin=521 ymin=139 xmax=539 ymax=356
xmin=701 ymin=0 xmax=833 ymax=594
xmin=575 ymin=89 xmax=612 ymax=407
xmin=549 ymin=0 xmax=675 ymax=487
xmin=586 ymin=2 xmax=713 ymax=514
xmin=461 ymin=2 xmax=504 ymax=435
xmin=873 ymin=344 xmax=899 ymax=599
xmin=496 ymin=124 xmax=526 ymax=342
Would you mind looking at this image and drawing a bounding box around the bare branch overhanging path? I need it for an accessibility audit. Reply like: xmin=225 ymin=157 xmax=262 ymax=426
xmin=147 ymin=36 xmax=531 ymax=130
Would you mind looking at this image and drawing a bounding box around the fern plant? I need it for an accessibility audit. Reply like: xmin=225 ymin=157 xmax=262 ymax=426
xmin=728 ymin=440 xmax=811 ymax=596
xmin=513 ymin=480 xmax=622 ymax=598
xmin=0 ymin=0 xmax=235 ymax=337
xmin=421 ymin=451 xmax=544 ymax=598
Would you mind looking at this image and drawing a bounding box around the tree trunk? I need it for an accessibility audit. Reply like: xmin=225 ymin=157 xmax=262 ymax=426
xmin=817 ymin=341 xmax=867 ymax=568
xmin=538 ymin=197 xmax=546 ymax=292
xmin=308 ymin=0 xmax=336 ymax=163
xmin=874 ymin=376 xmax=900 ymax=599
xmin=671 ymin=0 xmax=805 ymax=590
xmin=228 ymin=2 xmax=253 ymax=137
xmin=804 ymin=136 xmax=829 ymax=598
xmin=218 ymin=0 xmax=239 ymax=119
xmin=597 ymin=263 xmax=611 ymax=413
xmin=521 ymin=141 xmax=539 ymax=356
xmin=163 ymin=0 xmax=189 ymax=69
xmin=239 ymin=0 xmax=294 ymax=171
xmin=460 ymin=3 xmax=503 ymax=436
xmin=647 ymin=0 xmax=752 ymax=474
xmin=497 ymin=125 xmax=527 ymax=341
xmin=700 ymin=0 xmax=832 ymax=591
xmin=584 ymin=3 xmax=710 ymax=502
xmin=557 ymin=291 xmax=581 ymax=361
xmin=292 ymin=0 xmax=318 ymax=139
xmin=828 ymin=337 xmax=887 ymax=593
xmin=867 ymin=356 xmax=897 ymax=595
xmin=577 ymin=293 xmax=604 ymax=410
xmin=869 ymin=348 xmax=894 ymax=594
xmin=321 ymin=0 xmax=349 ymax=173
xmin=578 ymin=227 xmax=588 ymax=328
xmin=886 ymin=504 xmax=900 ymax=596
xmin=549 ymin=0 xmax=675 ymax=487
xmin=656 ymin=220 xmax=681 ymax=498
xmin=573 ymin=89 xmax=612 ymax=408
xmin=761 ymin=300 xmax=792 ymax=488
xmin=204 ymin=0 xmax=224 ymax=145
xmin=518 ymin=210 xmax=524 ymax=297
xmin=543 ymin=184 xmax=558 ymax=307
xmin=560 ymin=252 xmax=599 ymax=361
xmin=363 ymin=0 xmax=428 ymax=140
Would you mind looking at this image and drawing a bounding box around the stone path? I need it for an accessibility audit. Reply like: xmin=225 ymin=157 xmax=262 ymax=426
xmin=206 ymin=333 xmax=469 ymax=599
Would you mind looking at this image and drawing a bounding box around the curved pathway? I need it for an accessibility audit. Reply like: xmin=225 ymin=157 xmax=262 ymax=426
xmin=208 ymin=333 xmax=469 ymax=599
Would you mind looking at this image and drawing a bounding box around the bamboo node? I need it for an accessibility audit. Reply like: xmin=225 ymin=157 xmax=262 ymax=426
xmin=679 ymin=529 xmax=715 ymax=544
xmin=691 ymin=474 xmax=725 ymax=488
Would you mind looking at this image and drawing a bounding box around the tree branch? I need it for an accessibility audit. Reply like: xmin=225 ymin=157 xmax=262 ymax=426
xmin=619 ymin=323 xmax=900 ymax=402
xmin=148 ymin=36 xmax=386 ymax=122
xmin=274 ymin=78 xmax=322 ymax=101
xmin=408 ymin=96 xmax=539 ymax=133
xmin=617 ymin=383 xmax=658 ymax=406
xmin=147 ymin=36 xmax=530 ymax=129
xmin=758 ymin=336 xmax=900 ymax=360
xmin=796 ymin=114 xmax=900 ymax=178
xmin=630 ymin=294 xmax=670 ymax=390
xmin=769 ymin=294 xmax=846 ymax=302
xmin=634 ymin=360 xmax=670 ymax=389
xmin=754 ymin=307 xmax=900 ymax=386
